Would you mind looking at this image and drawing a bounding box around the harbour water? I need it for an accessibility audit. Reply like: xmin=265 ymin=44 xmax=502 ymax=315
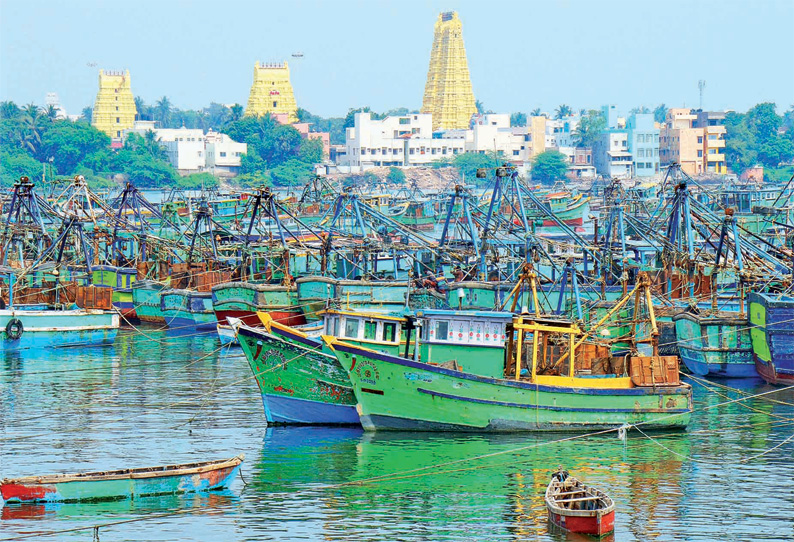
xmin=1 ymin=328 xmax=793 ymax=541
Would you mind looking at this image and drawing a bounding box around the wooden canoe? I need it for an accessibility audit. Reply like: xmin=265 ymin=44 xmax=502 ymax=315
xmin=545 ymin=469 xmax=615 ymax=537
xmin=1 ymin=454 xmax=244 ymax=504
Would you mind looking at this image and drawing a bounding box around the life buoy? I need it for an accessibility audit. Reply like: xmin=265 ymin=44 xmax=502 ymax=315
xmin=5 ymin=318 xmax=23 ymax=340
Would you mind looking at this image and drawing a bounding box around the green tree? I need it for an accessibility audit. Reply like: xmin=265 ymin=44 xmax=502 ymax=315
xmin=343 ymin=107 xmax=373 ymax=130
xmin=531 ymin=151 xmax=569 ymax=184
xmin=452 ymin=152 xmax=499 ymax=183
xmin=297 ymin=138 xmax=323 ymax=164
xmin=0 ymin=101 xmax=20 ymax=120
xmin=39 ymin=120 xmax=111 ymax=174
xmin=230 ymin=104 xmax=244 ymax=122
xmin=155 ymin=96 xmax=173 ymax=127
xmin=653 ymin=104 xmax=668 ymax=124
xmin=176 ymin=172 xmax=219 ymax=189
xmin=386 ymin=167 xmax=406 ymax=184
xmin=530 ymin=108 xmax=542 ymax=117
xmin=0 ymin=151 xmax=42 ymax=187
xmin=573 ymin=109 xmax=606 ymax=148
xmin=81 ymin=106 xmax=93 ymax=123
xmin=555 ymin=104 xmax=573 ymax=119
xmin=510 ymin=112 xmax=527 ymax=127
xmin=630 ymin=106 xmax=650 ymax=115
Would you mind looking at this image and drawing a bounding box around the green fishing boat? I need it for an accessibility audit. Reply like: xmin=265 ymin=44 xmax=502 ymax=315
xmin=326 ymin=275 xmax=692 ymax=432
xmin=233 ymin=309 xmax=406 ymax=425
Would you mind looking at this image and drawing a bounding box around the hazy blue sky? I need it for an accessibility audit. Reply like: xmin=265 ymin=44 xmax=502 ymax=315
xmin=1 ymin=0 xmax=792 ymax=119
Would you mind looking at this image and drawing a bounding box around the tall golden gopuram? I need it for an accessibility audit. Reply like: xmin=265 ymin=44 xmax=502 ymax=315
xmin=245 ymin=61 xmax=298 ymax=123
xmin=422 ymin=11 xmax=477 ymax=131
xmin=91 ymin=70 xmax=137 ymax=140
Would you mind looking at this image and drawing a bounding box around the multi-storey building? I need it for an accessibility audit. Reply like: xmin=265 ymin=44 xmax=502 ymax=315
xmin=91 ymin=70 xmax=137 ymax=141
xmin=205 ymin=130 xmax=246 ymax=176
xmin=660 ymin=108 xmax=704 ymax=175
xmin=626 ymin=113 xmax=660 ymax=177
xmin=694 ymin=111 xmax=727 ymax=174
xmin=245 ymin=62 xmax=298 ymax=123
xmin=593 ymin=131 xmax=633 ymax=178
xmin=342 ymin=112 xmax=533 ymax=169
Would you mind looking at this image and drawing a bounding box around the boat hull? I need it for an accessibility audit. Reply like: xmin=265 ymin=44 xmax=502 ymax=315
xmin=0 ymin=308 xmax=118 ymax=351
xmin=236 ymin=325 xmax=358 ymax=425
xmin=548 ymin=509 xmax=615 ymax=537
xmin=1 ymin=457 xmax=242 ymax=504
xmin=749 ymin=292 xmax=794 ymax=384
xmin=334 ymin=343 xmax=691 ymax=432
xmin=674 ymin=312 xmax=757 ymax=378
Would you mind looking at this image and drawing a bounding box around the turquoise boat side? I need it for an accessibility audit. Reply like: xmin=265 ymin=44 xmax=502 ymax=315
xmin=0 ymin=307 xmax=119 ymax=351
xmin=674 ymin=311 xmax=757 ymax=378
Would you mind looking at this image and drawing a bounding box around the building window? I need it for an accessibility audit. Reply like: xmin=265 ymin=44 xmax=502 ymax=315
xmin=698 ymin=136 xmax=703 ymax=144
xmin=116 ymin=106 xmax=119 ymax=111
xmin=220 ymin=151 xmax=227 ymax=157
xmin=513 ymin=150 xmax=520 ymax=156
xmin=273 ymin=101 xmax=277 ymax=108
xmin=697 ymin=150 xmax=703 ymax=157
xmin=361 ymin=148 xmax=367 ymax=155
xmin=116 ymin=131 xmax=120 ymax=137
xmin=646 ymin=162 xmax=652 ymax=169
xmin=409 ymin=149 xmax=415 ymax=155
xmin=399 ymin=118 xmax=410 ymax=125
xmin=622 ymin=140 xmax=627 ymax=147
xmin=116 ymin=117 xmax=120 ymax=123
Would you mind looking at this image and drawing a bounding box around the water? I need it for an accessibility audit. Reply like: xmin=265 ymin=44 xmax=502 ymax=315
xmin=1 ymin=328 xmax=793 ymax=541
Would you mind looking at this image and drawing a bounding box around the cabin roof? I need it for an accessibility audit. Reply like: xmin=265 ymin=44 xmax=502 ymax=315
xmin=413 ymin=309 xmax=514 ymax=320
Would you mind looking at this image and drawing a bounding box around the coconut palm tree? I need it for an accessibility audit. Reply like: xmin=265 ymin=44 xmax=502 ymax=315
xmin=143 ymin=129 xmax=167 ymax=160
xmin=44 ymin=104 xmax=59 ymax=120
xmin=555 ymin=104 xmax=573 ymax=119
xmin=155 ymin=96 xmax=173 ymax=127
xmin=530 ymin=108 xmax=542 ymax=117
xmin=0 ymin=100 xmax=20 ymax=120
xmin=230 ymin=104 xmax=244 ymax=122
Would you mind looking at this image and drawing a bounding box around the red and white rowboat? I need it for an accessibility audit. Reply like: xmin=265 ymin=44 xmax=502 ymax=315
xmin=545 ymin=469 xmax=615 ymax=537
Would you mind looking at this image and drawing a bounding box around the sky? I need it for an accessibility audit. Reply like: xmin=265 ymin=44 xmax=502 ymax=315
xmin=1 ymin=0 xmax=792 ymax=119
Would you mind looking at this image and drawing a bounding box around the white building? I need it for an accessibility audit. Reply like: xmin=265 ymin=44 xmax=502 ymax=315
xmin=205 ymin=129 xmax=246 ymax=176
xmin=341 ymin=112 xmax=530 ymax=170
xmin=593 ymin=131 xmax=633 ymax=178
xmin=121 ymin=124 xmax=246 ymax=175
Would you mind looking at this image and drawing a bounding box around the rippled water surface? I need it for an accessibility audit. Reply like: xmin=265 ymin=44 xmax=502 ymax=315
xmin=1 ymin=328 xmax=793 ymax=541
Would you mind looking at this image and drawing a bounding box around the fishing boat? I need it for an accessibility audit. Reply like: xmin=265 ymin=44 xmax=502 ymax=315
xmin=212 ymin=281 xmax=305 ymax=328
xmin=674 ymin=309 xmax=757 ymax=378
xmin=749 ymin=291 xmax=794 ymax=384
xmin=0 ymin=304 xmax=119 ymax=351
xmin=161 ymin=288 xmax=216 ymax=331
xmin=325 ymin=273 xmax=692 ymax=432
xmin=232 ymin=309 xmax=406 ymax=425
xmin=0 ymin=455 xmax=244 ymax=503
xmin=545 ymin=469 xmax=615 ymax=537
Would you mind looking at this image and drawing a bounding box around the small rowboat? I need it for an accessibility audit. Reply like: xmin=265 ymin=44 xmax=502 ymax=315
xmin=1 ymin=455 xmax=244 ymax=504
xmin=545 ymin=469 xmax=615 ymax=537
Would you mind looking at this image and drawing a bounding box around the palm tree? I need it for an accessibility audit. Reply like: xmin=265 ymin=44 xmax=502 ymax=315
xmin=155 ymin=96 xmax=172 ymax=127
xmin=44 ymin=104 xmax=59 ymax=120
xmin=0 ymin=101 xmax=20 ymax=120
xmin=653 ymin=104 xmax=668 ymax=124
xmin=530 ymin=108 xmax=542 ymax=117
xmin=143 ymin=129 xmax=167 ymax=160
xmin=134 ymin=96 xmax=148 ymax=120
xmin=230 ymin=104 xmax=244 ymax=122
xmin=22 ymin=103 xmax=41 ymax=121
xmin=555 ymin=104 xmax=573 ymax=119
xmin=82 ymin=106 xmax=93 ymax=123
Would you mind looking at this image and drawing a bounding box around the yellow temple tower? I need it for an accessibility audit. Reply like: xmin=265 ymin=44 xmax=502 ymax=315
xmin=91 ymin=70 xmax=137 ymax=140
xmin=422 ymin=12 xmax=477 ymax=131
xmin=245 ymin=62 xmax=298 ymax=123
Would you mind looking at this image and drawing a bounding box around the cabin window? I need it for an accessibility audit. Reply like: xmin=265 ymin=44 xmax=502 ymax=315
xmin=382 ymin=322 xmax=396 ymax=342
xmin=432 ymin=320 xmax=449 ymax=341
xmin=364 ymin=321 xmax=377 ymax=340
xmin=344 ymin=318 xmax=360 ymax=339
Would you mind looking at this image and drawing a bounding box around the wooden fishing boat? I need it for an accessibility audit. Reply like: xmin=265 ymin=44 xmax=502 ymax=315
xmin=0 ymin=455 xmax=244 ymax=503
xmin=674 ymin=309 xmax=757 ymax=378
xmin=325 ymin=273 xmax=692 ymax=432
xmin=545 ymin=469 xmax=615 ymax=537
xmin=232 ymin=309 xmax=405 ymax=425
xmin=0 ymin=305 xmax=119 ymax=351
xmin=749 ymin=292 xmax=794 ymax=384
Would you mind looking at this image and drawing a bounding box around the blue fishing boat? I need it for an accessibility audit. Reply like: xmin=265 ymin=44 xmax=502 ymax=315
xmin=673 ymin=310 xmax=757 ymax=378
xmin=749 ymin=292 xmax=794 ymax=385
